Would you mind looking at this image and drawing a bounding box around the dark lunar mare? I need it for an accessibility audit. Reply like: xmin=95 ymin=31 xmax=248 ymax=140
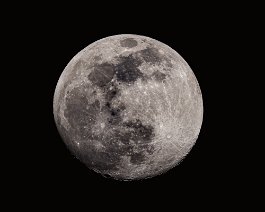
xmin=120 ymin=38 xmax=138 ymax=48
xmin=88 ymin=46 xmax=170 ymax=86
xmin=64 ymin=86 xmax=100 ymax=139
xmin=138 ymin=47 xmax=163 ymax=64
xmin=63 ymin=45 xmax=172 ymax=174
xmin=114 ymin=55 xmax=143 ymax=84
xmin=88 ymin=63 xmax=115 ymax=88
xmin=152 ymin=71 xmax=167 ymax=81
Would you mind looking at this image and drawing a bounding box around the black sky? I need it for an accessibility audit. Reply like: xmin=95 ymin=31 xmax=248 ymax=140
xmin=7 ymin=3 xmax=258 ymax=208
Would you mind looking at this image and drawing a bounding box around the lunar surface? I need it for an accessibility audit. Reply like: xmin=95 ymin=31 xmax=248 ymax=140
xmin=53 ymin=34 xmax=203 ymax=180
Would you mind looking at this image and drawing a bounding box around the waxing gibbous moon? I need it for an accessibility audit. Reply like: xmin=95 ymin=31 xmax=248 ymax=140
xmin=53 ymin=34 xmax=203 ymax=180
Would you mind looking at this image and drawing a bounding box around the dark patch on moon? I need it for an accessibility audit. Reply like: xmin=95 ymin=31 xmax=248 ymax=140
xmin=123 ymin=119 xmax=155 ymax=144
xmin=108 ymin=126 xmax=155 ymax=165
xmin=130 ymin=152 xmax=146 ymax=164
xmin=107 ymin=113 xmax=122 ymax=125
xmin=137 ymin=46 xmax=173 ymax=69
xmin=64 ymin=88 xmax=100 ymax=139
xmin=110 ymin=108 xmax=120 ymax=117
xmin=87 ymin=46 xmax=171 ymax=88
xmin=138 ymin=47 xmax=163 ymax=64
xmin=88 ymin=63 xmax=115 ymax=87
xmin=103 ymin=119 xmax=156 ymax=165
xmin=105 ymin=86 xmax=119 ymax=102
xmin=107 ymin=102 xmax=126 ymax=125
xmin=152 ymin=71 xmax=167 ymax=81
xmin=115 ymin=55 xmax=143 ymax=83
xmin=120 ymin=38 xmax=138 ymax=48
xmin=93 ymin=55 xmax=102 ymax=62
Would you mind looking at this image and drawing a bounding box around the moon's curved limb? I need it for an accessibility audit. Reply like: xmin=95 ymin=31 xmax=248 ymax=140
xmin=53 ymin=34 xmax=203 ymax=180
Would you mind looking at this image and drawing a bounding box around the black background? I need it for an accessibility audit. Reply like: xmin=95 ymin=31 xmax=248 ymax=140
xmin=8 ymin=2 xmax=260 ymax=209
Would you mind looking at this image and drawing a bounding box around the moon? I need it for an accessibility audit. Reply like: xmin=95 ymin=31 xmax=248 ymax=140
xmin=53 ymin=34 xmax=203 ymax=180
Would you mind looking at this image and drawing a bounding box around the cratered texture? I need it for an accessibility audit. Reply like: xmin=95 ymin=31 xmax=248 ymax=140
xmin=53 ymin=34 xmax=203 ymax=180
